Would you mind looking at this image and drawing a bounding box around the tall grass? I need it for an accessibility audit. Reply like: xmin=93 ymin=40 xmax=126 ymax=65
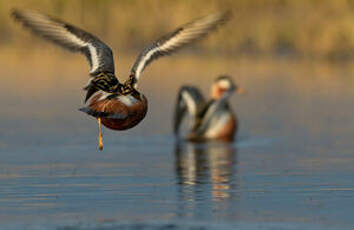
xmin=2 ymin=0 xmax=354 ymax=59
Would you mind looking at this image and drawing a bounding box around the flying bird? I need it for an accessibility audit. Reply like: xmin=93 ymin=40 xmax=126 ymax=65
xmin=12 ymin=9 xmax=231 ymax=150
xmin=174 ymin=76 xmax=244 ymax=142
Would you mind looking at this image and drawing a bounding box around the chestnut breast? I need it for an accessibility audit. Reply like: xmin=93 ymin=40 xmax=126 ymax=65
xmin=213 ymin=113 xmax=237 ymax=142
xmin=89 ymin=93 xmax=148 ymax=130
xmin=188 ymin=112 xmax=237 ymax=142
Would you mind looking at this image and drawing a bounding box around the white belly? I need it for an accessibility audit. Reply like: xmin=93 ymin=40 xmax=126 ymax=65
xmin=204 ymin=113 xmax=232 ymax=138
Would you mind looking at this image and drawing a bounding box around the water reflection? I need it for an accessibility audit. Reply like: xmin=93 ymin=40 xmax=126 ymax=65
xmin=174 ymin=142 xmax=239 ymax=202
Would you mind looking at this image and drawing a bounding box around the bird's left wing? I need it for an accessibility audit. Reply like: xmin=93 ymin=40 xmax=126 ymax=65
xmin=174 ymin=86 xmax=206 ymax=135
xmin=12 ymin=9 xmax=115 ymax=75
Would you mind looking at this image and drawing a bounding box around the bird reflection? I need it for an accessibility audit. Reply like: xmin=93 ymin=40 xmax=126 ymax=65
xmin=175 ymin=142 xmax=238 ymax=202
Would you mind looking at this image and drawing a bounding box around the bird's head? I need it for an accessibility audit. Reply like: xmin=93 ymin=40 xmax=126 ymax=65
xmin=210 ymin=75 xmax=245 ymax=99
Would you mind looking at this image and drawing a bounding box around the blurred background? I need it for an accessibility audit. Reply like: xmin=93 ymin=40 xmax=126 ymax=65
xmin=1 ymin=0 xmax=354 ymax=229
xmin=4 ymin=0 xmax=354 ymax=58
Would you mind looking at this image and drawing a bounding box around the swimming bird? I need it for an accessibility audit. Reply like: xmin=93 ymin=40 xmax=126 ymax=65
xmin=12 ymin=9 xmax=230 ymax=150
xmin=174 ymin=76 xmax=244 ymax=142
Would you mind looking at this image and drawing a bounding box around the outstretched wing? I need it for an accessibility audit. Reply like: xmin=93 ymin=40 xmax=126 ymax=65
xmin=131 ymin=11 xmax=231 ymax=86
xmin=12 ymin=9 xmax=115 ymax=75
xmin=174 ymin=86 xmax=205 ymax=135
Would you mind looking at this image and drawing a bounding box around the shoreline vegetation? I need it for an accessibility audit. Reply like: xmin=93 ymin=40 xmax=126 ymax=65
xmin=3 ymin=0 xmax=354 ymax=60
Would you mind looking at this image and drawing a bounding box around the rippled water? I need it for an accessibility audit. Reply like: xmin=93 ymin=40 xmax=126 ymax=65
xmin=1 ymin=57 xmax=354 ymax=229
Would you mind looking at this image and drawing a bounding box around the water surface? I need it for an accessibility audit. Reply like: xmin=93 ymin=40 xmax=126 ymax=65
xmin=1 ymin=57 xmax=354 ymax=229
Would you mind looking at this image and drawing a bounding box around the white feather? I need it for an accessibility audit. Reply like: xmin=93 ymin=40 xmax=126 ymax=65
xmin=135 ymin=46 xmax=160 ymax=80
xmin=24 ymin=11 xmax=87 ymax=48
xmin=59 ymin=28 xmax=87 ymax=47
xmin=118 ymin=95 xmax=138 ymax=106
xmin=15 ymin=10 xmax=102 ymax=73
xmin=218 ymin=79 xmax=231 ymax=88
xmin=182 ymin=91 xmax=197 ymax=116
xmin=132 ymin=12 xmax=229 ymax=81
xmin=98 ymin=92 xmax=113 ymax=101
xmin=87 ymin=44 xmax=99 ymax=73
xmin=204 ymin=113 xmax=232 ymax=138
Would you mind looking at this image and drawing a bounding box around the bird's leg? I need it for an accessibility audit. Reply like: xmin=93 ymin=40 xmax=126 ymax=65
xmin=98 ymin=117 xmax=103 ymax=151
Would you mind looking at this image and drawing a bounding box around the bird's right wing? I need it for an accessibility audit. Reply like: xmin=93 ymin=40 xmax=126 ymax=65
xmin=174 ymin=86 xmax=205 ymax=135
xmin=130 ymin=11 xmax=231 ymax=87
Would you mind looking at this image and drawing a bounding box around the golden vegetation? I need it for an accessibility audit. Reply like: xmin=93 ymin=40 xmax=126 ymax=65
xmin=3 ymin=0 xmax=354 ymax=59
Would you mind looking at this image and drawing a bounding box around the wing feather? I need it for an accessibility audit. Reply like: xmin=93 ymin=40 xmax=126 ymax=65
xmin=131 ymin=11 xmax=231 ymax=84
xmin=174 ymin=86 xmax=206 ymax=135
xmin=12 ymin=9 xmax=115 ymax=75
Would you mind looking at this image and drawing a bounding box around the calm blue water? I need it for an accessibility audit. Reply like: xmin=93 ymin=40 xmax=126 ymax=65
xmin=1 ymin=59 xmax=354 ymax=229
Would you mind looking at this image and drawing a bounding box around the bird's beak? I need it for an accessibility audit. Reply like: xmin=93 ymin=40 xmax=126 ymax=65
xmin=235 ymin=87 xmax=246 ymax=95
